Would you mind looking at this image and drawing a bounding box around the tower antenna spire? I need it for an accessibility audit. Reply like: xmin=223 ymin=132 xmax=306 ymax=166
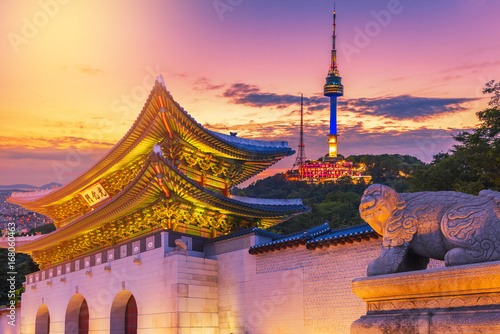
xmin=293 ymin=94 xmax=307 ymax=170
xmin=330 ymin=1 xmax=339 ymax=76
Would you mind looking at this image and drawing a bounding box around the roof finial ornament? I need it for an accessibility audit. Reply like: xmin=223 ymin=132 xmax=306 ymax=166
xmin=156 ymin=75 xmax=166 ymax=88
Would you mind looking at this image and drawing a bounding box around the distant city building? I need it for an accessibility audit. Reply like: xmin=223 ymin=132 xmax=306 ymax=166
xmin=0 ymin=190 xmax=51 ymax=233
xmin=287 ymin=6 xmax=370 ymax=184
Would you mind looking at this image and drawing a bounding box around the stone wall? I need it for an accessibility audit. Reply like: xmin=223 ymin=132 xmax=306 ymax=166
xmin=216 ymin=233 xmax=445 ymax=334
xmin=217 ymin=247 xmax=306 ymax=333
xmin=3 ymin=228 xmax=447 ymax=334
xmin=217 ymin=236 xmax=370 ymax=333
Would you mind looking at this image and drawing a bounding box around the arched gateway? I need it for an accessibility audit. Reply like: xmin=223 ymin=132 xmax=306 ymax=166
xmin=65 ymin=294 xmax=89 ymax=334
xmin=110 ymin=290 xmax=138 ymax=334
xmin=34 ymin=304 xmax=50 ymax=334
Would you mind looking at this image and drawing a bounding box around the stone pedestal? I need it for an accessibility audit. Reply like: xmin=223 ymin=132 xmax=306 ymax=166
xmin=351 ymin=261 xmax=500 ymax=333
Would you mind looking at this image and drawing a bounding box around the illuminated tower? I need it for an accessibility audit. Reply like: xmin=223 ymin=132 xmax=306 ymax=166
xmin=323 ymin=3 xmax=343 ymax=157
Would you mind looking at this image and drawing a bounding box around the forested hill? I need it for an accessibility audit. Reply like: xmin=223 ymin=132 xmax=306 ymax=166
xmin=232 ymin=154 xmax=424 ymax=235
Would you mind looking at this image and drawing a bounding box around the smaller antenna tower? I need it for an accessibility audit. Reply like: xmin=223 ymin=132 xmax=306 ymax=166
xmin=293 ymin=94 xmax=307 ymax=170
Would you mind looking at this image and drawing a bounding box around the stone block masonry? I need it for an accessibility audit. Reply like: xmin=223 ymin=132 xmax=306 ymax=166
xmin=253 ymin=239 xmax=383 ymax=333
xmin=214 ymin=230 xmax=443 ymax=333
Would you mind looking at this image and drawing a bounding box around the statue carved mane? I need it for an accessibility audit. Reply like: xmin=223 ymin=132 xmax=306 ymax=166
xmin=361 ymin=185 xmax=419 ymax=248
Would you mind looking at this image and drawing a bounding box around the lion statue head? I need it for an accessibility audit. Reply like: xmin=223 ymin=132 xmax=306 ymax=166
xmin=360 ymin=184 xmax=415 ymax=247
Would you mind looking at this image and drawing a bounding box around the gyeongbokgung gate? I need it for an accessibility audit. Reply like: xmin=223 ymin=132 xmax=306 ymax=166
xmin=3 ymin=77 xmax=317 ymax=333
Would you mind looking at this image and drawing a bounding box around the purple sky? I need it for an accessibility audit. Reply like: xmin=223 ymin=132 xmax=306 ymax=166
xmin=0 ymin=0 xmax=499 ymax=186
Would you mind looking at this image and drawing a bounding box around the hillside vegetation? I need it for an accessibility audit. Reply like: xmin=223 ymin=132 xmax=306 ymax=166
xmin=409 ymin=82 xmax=500 ymax=194
xmin=233 ymin=154 xmax=424 ymax=234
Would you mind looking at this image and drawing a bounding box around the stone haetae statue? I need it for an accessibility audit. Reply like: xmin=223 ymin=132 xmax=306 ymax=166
xmin=174 ymin=239 xmax=187 ymax=251
xmin=359 ymin=184 xmax=500 ymax=276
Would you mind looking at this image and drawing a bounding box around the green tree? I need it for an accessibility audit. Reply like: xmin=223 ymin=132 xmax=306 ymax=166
xmin=410 ymin=80 xmax=500 ymax=194
xmin=347 ymin=154 xmax=423 ymax=192
xmin=408 ymin=154 xmax=482 ymax=193
xmin=452 ymin=80 xmax=500 ymax=191
xmin=0 ymin=249 xmax=39 ymax=306
xmin=0 ymin=223 xmax=51 ymax=306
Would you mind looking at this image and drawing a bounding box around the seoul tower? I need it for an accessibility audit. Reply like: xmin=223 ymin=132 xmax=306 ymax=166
xmin=324 ymin=2 xmax=343 ymax=158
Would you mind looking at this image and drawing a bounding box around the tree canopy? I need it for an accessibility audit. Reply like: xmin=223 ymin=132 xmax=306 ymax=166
xmin=410 ymin=80 xmax=500 ymax=194
xmin=0 ymin=224 xmax=56 ymax=306
xmin=0 ymin=249 xmax=38 ymax=307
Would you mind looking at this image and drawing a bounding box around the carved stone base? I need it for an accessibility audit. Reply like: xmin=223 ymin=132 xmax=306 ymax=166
xmin=351 ymin=261 xmax=500 ymax=333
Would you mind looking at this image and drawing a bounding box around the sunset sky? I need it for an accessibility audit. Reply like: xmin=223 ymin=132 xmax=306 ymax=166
xmin=1 ymin=0 xmax=499 ymax=187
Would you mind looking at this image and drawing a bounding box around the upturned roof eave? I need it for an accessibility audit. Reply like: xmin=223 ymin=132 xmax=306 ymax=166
xmin=8 ymin=78 xmax=293 ymax=209
xmin=7 ymin=84 xmax=165 ymax=208
xmin=9 ymin=155 xmax=164 ymax=253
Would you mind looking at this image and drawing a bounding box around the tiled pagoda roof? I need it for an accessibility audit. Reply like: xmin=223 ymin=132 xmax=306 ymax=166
xmin=248 ymin=223 xmax=380 ymax=254
xmin=8 ymin=77 xmax=295 ymax=222
xmin=8 ymin=77 xmax=294 ymax=208
xmin=307 ymin=223 xmax=378 ymax=249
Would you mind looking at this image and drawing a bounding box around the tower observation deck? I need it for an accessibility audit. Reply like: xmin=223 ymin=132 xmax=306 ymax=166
xmin=324 ymin=4 xmax=344 ymax=158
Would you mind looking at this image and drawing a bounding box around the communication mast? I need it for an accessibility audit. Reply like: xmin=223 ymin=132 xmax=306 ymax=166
xmin=293 ymin=94 xmax=307 ymax=170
